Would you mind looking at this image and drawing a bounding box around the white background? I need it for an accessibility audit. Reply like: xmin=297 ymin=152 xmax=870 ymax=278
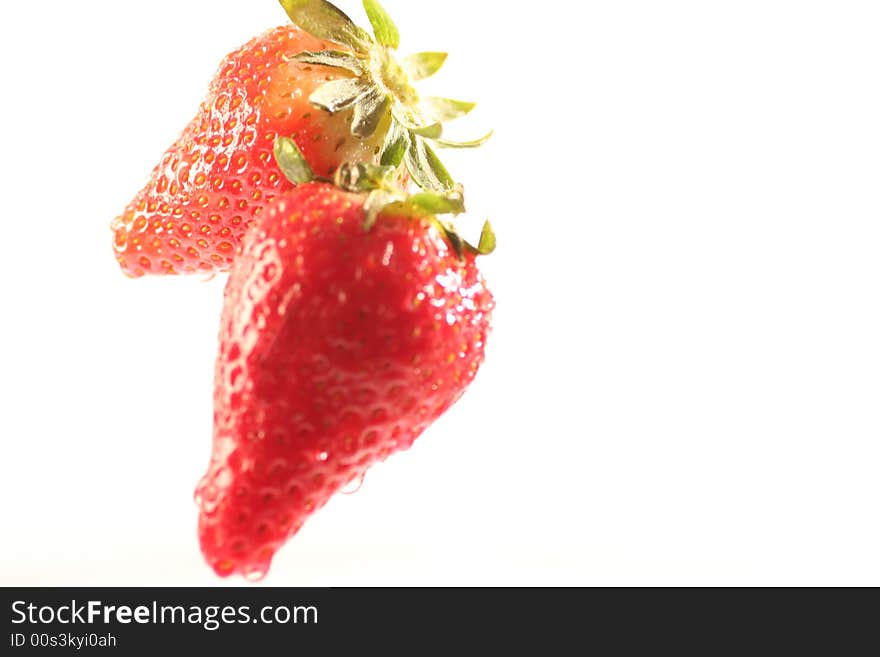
xmin=1 ymin=1 xmax=878 ymax=586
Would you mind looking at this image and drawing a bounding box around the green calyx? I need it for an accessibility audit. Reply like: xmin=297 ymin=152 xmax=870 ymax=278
xmin=273 ymin=137 xmax=495 ymax=258
xmin=278 ymin=0 xmax=492 ymax=194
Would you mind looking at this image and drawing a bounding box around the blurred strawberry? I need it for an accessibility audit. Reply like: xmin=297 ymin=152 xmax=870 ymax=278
xmin=196 ymin=144 xmax=495 ymax=578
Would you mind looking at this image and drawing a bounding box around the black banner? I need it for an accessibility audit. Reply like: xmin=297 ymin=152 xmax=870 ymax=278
xmin=0 ymin=588 xmax=874 ymax=653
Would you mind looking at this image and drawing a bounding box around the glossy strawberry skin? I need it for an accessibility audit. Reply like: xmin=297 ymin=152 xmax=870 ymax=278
xmin=112 ymin=26 xmax=387 ymax=278
xmin=196 ymin=184 xmax=494 ymax=578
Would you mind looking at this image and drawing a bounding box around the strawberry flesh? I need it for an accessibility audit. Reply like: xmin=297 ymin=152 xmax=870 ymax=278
xmin=196 ymin=183 xmax=493 ymax=578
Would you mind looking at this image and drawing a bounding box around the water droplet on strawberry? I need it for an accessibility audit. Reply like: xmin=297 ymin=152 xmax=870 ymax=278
xmin=341 ymin=474 xmax=365 ymax=495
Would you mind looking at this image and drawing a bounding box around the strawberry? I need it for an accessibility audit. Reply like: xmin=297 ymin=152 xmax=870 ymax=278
xmin=112 ymin=0 xmax=490 ymax=278
xmin=195 ymin=145 xmax=495 ymax=578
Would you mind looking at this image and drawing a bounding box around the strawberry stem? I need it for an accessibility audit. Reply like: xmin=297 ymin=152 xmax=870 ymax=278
xmin=279 ymin=0 xmax=491 ymax=194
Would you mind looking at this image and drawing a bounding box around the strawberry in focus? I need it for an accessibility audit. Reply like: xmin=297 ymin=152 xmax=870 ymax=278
xmin=112 ymin=0 xmax=490 ymax=278
xmin=195 ymin=169 xmax=494 ymax=578
xmin=111 ymin=25 xmax=385 ymax=278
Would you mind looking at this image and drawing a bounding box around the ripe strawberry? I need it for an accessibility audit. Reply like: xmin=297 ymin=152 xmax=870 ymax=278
xmin=195 ymin=150 xmax=495 ymax=578
xmin=112 ymin=0 xmax=489 ymax=278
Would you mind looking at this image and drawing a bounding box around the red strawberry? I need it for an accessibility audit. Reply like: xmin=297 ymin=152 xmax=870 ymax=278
xmin=195 ymin=153 xmax=495 ymax=578
xmin=112 ymin=0 xmax=490 ymax=278
xmin=111 ymin=25 xmax=381 ymax=278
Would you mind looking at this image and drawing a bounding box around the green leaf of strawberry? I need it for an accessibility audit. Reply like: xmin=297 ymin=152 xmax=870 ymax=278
xmin=395 ymin=114 xmax=443 ymax=139
xmin=278 ymin=0 xmax=371 ymax=52
xmin=380 ymin=124 xmax=409 ymax=167
xmin=403 ymin=52 xmax=448 ymax=81
xmin=407 ymin=190 xmax=466 ymax=216
xmin=422 ymin=97 xmax=476 ymax=123
xmin=274 ymin=137 xmax=316 ymax=185
xmin=309 ymin=77 xmax=373 ymax=113
xmin=405 ymin=138 xmax=455 ymax=192
xmin=351 ymin=89 xmax=390 ymax=138
xmin=433 ymin=130 xmax=495 ymax=150
xmin=334 ymin=162 xmax=397 ymax=192
xmin=363 ymin=188 xmax=406 ymax=229
xmin=474 ymin=220 xmax=497 ymax=256
xmin=362 ymin=0 xmax=400 ymax=49
xmin=291 ymin=50 xmax=364 ymax=74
